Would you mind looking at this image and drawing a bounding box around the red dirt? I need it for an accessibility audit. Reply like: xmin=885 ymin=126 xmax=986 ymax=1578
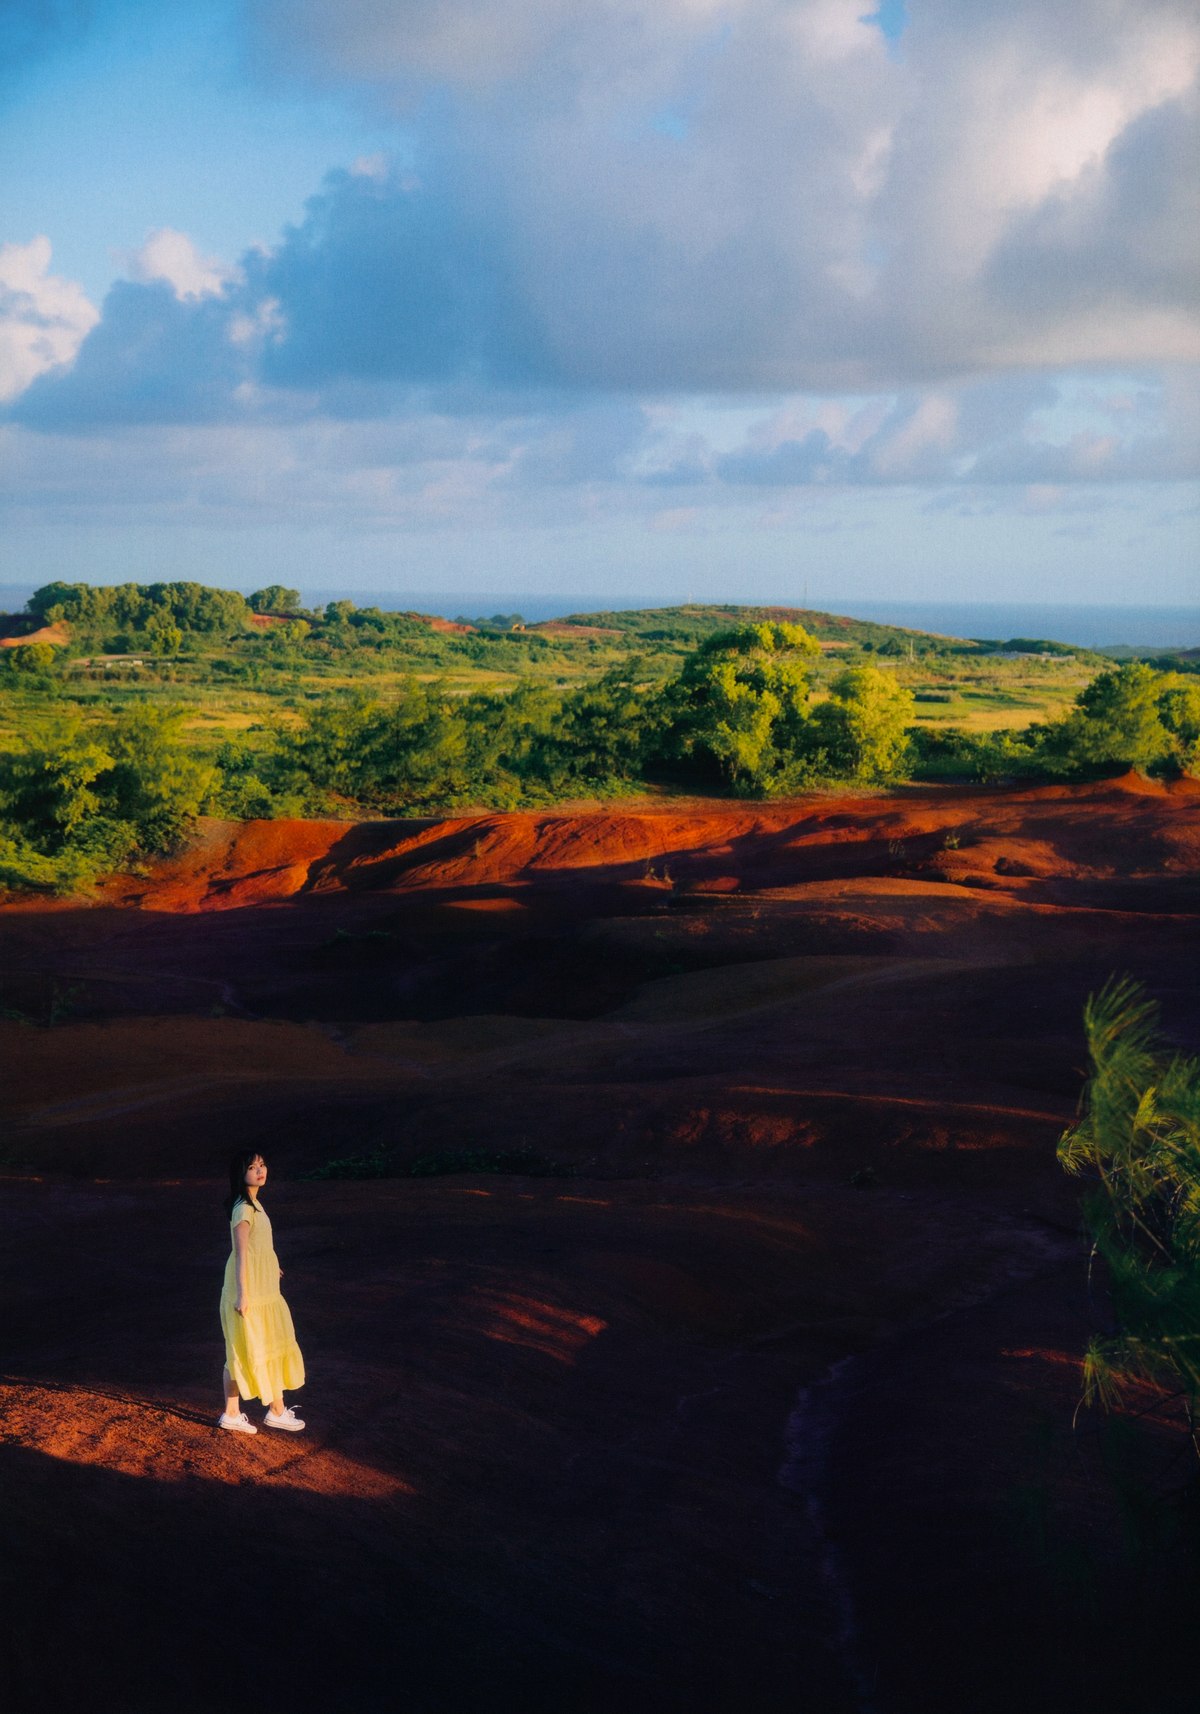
xmin=1 ymin=776 xmax=1197 ymax=1711
xmin=79 ymin=771 xmax=1200 ymax=915
xmin=421 ymin=613 xmax=477 ymax=634
xmin=0 ymin=619 xmax=69 ymax=648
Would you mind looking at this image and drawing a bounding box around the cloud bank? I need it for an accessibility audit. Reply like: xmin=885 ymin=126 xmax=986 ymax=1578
xmin=243 ymin=0 xmax=1200 ymax=387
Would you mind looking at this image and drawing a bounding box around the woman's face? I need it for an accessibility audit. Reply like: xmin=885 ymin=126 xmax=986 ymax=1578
xmin=243 ymin=1155 xmax=268 ymax=1192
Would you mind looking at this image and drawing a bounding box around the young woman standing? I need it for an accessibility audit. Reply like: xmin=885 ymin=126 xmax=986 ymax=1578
xmin=218 ymin=1150 xmax=306 ymax=1435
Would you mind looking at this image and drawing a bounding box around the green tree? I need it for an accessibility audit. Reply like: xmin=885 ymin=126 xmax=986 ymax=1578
xmin=813 ymin=665 xmax=915 ymax=781
xmin=664 ymin=622 xmax=822 ymax=793
xmin=1158 ymin=679 xmax=1200 ymax=771
xmin=0 ymin=833 xmax=73 ymax=891
xmin=249 ymin=585 xmax=303 ymax=615
xmin=144 ymin=613 xmax=184 ymax=655
xmin=6 ymin=641 xmax=60 ymax=675
xmin=1062 ymin=663 xmax=1173 ymax=771
xmin=0 ymin=705 xmax=212 ymax=891
xmin=555 ymin=664 xmax=664 ymax=787
xmin=373 ymin=679 xmax=471 ymax=805
xmin=206 ymin=733 xmax=308 ymax=820
xmin=276 ymin=690 xmax=383 ymax=802
xmin=276 ymin=683 xmax=469 ymax=810
xmin=27 ymin=582 xmax=92 ymax=623
xmin=459 ymin=681 xmax=560 ymax=800
xmin=27 ymin=579 xmax=251 ymax=643
xmin=148 ymin=582 xmax=249 ymax=634
xmin=1059 ymin=977 xmax=1200 ymax=1451
xmin=103 ymin=704 xmax=213 ymax=846
xmin=2 ymin=715 xmax=116 ymax=842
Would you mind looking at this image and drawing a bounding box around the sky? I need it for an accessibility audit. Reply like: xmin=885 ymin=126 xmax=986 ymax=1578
xmin=1 ymin=0 xmax=1197 ymax=609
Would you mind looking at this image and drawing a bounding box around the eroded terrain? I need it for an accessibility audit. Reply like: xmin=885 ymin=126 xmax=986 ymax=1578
xmin=2 ymin=775 xmax=1198 ymax=1713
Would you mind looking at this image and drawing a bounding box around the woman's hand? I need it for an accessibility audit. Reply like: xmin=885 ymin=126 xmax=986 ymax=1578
xmin=235 ymin=1295 xmax=248 ymax=1317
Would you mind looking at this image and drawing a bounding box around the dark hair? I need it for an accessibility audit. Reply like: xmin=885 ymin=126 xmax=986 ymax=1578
xmin=224 ymin=1149 xmax=265 ymax=1219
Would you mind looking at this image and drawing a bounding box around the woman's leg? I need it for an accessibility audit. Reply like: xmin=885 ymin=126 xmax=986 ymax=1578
xmin=222 ymin=1366 xmax=239 ymax=1416
xmin=270 ymin=1394 xmax=285 ymax=1415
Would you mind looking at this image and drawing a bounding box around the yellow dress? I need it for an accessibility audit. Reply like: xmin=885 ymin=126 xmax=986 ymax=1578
xmin=220 ymin=1197 xmax=305 ymax=1406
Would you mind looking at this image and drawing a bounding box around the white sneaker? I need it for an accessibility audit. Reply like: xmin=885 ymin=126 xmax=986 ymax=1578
xmin=218 ymin=1410 xmax=258 ymax=1434
xmin=263 ymin=1405 xmax=305 ymax=1433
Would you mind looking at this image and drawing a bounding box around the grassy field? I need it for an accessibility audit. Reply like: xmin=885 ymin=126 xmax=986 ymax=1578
xmin=904 ymin=661 xmax=1096 ymax=731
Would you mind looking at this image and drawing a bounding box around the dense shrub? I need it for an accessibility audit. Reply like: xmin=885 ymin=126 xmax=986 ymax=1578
xmin=0 ymin=705 xmax=210 ymax=890
xmin=660 ymin=622 xmax=823 ymax=794
xmin=906 ymin=725 xmax=1062 ymax=784
xmin=812 ymin=666 xmax=914 ymax=782
xmin=1056 ymin=663 xmax=1175 ymax=772
xmin=1059 ymin=978 xmax=1200 ymax=1450
xmin=29 ymin=580 xmax=251 ymax=644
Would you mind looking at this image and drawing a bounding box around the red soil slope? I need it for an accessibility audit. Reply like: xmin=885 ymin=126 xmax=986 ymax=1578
xmin=0 ymin=619 xmax=69 ymax=648
xmin=423 ymin=613 xmax=477 ymax=633
xmin=87 ymin=770 xmax=1200 ymax=913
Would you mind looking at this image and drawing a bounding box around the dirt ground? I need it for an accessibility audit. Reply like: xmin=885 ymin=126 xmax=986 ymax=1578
xmin=2 ymin=775 xmax=1198 ymax=1713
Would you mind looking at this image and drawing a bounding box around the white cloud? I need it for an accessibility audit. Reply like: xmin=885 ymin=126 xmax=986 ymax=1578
xmin=0 ymin=236 xmax=98 ymax=402
xmin=868 ymin=395 xmax=959 ymax=478
xmin=247 ymin=0 xmax=1200 ymax=387
xmin=6 ymin=0 xmax=1198 ymax=533
xmin=126 ymin=228 xmax=236 ymax=300
xmin=228 ymin=296 xmax=285 ymax=347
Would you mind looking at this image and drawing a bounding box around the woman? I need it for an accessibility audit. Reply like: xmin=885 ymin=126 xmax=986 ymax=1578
xmin=218 ymin=1149 xmax=306 ymax=1435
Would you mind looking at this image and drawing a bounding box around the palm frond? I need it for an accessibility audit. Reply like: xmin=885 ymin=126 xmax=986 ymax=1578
xmin=1062 ymin=976 xmax=1200 ymax=1453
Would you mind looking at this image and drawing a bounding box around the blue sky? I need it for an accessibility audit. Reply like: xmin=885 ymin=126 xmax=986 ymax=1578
xmin=1 ymin=0 xmax=1197 ymax=607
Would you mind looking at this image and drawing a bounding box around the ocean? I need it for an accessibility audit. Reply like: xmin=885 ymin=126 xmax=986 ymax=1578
xmin=816 ymin=601 xmax=1200 ymax=650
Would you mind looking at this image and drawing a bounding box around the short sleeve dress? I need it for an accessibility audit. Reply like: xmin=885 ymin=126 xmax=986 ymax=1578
xmin=220 ymin=1197 xmax=305 ymax=1406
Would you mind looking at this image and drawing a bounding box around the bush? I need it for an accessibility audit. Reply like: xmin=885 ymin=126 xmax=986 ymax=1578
xmin=2 ymin=641 xmax=61 ymax=677
xmin=1158 ymin=679 xmax=1200 ymax=772
xmin=906 ymin=725 xmax=1059 ymax=784
xmin=1058 ymin=977 xmax=1200 ymax=1450
xmin=248 ymin=586 xmax=302 ymax=615
xmin=1058 ymin=663 xmax=1174 ymax=772
xmin=661 ymin=621 xmax=822 ymax=794
xmin=0 ymin=705 xmax=209 ymax=891
xmin=812 ymin=665 xmax=914 ymax=782
xmin=29 ymin=580 xmax=250 ymax=641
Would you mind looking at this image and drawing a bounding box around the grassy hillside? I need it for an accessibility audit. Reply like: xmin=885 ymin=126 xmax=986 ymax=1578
xmin=0 ymin=589 xmax=1105 ymax=753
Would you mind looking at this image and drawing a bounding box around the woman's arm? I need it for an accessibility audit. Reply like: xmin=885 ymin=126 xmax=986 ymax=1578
xmin=233 ymin=1219 xmax=251 ymax=1315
